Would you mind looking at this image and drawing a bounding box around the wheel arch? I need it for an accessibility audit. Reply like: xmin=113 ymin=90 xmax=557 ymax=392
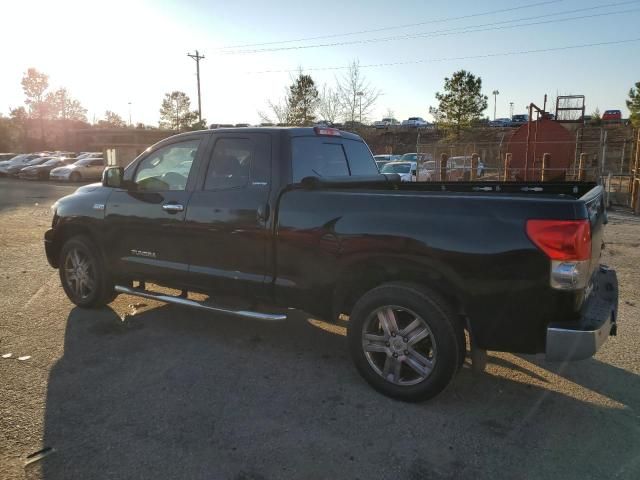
xmin=50 ymin=221 xmax=104 ymax=268
xmin=332 ymin=255 xmax=468 ymax=321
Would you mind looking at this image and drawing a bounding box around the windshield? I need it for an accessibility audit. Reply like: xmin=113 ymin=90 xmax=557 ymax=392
xmin=400 ymin=153 xmax=417 ymax=161
xmin=25 ymin=157 xmax=46 ymax=165
xmin=43 ymin=159 xmax=61 ymax=166
xmin=381 ymin=163 xmax=411 ymax=174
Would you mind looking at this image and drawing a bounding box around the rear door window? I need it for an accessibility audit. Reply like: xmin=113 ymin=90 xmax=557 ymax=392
xmin=204 ymin=134 xmax=271 ymax=190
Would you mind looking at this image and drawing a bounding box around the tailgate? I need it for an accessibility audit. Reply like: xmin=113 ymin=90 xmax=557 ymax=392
xmin=581 ymin=185 xmax=606 ymax=280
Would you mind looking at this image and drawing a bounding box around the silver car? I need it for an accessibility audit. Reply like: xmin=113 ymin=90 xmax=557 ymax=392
xmin=50 ymin=158 xmax=106 ymax=182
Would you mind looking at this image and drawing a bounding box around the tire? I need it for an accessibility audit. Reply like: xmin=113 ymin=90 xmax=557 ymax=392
xmin=58 ymin=235 xmax=116 ymax=308
xmin=69 ymin=171 xmax=81 ymax=182
xmin=347 ymin=282 xmax=463 ymax=402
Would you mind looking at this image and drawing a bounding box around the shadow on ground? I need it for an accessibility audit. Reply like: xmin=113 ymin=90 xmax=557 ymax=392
xmin=34 ymin=305 xmax=640 ymax=480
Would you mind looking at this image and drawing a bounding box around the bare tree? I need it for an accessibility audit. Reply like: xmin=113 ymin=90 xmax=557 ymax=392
xmin=384 ymin=108 xmax=395 ymax=119
xmin=318 ymin=84 xmax=341 ymax=123
xmin=258 ymin=92 xmax=292 ymax=125
xmin=337 ymin=60 xmax=381 ymax=123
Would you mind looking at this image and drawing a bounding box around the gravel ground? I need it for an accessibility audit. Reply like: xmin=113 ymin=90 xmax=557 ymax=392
xmin=0 ymin=178 xmax=639 ymax=480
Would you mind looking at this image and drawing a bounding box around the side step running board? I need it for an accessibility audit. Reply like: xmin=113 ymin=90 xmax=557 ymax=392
xmin=114 ymin=285 xmax=287 ymax=321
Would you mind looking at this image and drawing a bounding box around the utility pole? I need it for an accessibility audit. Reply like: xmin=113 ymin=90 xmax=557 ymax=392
xmin=128 ymin=102 xmax=132 ymax=127
xmin=187 ymin=50 xmax=205 ymax=123
xmin=175 ymin=96 xmax=180 ymax=132
xmin=492 ymin=90 xmax=499 ymax=120
xmin=357 ymin=91 xmax=363 ymax=123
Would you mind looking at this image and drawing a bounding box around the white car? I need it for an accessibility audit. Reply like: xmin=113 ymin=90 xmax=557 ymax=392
xmin=50 ymin=157 xmax=106 ymax=182
xmin=402 ymin=117 xmax=430 ymax=128
xmin=379 ymin=161 xmax=418 ymax=182
xmin=373 ymin=118 xmax=400 ymax=129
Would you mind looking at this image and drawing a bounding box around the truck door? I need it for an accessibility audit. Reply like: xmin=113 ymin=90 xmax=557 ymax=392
xmin=183 ymin=133 xmax=272 ymax=299
xmin=104 ymin=136 xmax=204 ymax=284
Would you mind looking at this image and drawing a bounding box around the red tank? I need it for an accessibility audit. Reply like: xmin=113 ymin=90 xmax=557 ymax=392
xmin=506 ymin=119 xmax=573 ymax=181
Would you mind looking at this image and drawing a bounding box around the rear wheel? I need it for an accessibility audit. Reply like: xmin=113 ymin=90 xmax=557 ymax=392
xmin=59 ymin=235 xmax=116 ymax=308
xmin=347 ymin=282 xmax=463 ymax=402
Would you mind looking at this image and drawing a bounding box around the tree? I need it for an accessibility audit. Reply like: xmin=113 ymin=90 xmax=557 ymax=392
xmin=44 ymin=88 xmax=87 ymax=121
xmin=429 ymin=70 xmax=488 ymax=134
xmin=284 ymin=72 xmax=319 ymax=126
xmin=337 ymin=60 xmax=381 ymax=123
xmin=384 ymin=108 xmax=395 ymax=119
xmin=259 ymin=92 xmax=292 ymax=125
xmin=627 ymin=81 xmax=640 ymax=128
xmin=159 ymin=91 xmax=201 ymax=131
xmin=21 ymin=68 xmax=50 ymax=144
xmin=97 ymin=110 xmax=126 ymax=128
xmin=591 ymin=108 xmax=602 ymax=126
xmin=318 ymin=84 xmax=340 ymax=123
xmin=21 ymin=68 xmax=49 ymax=118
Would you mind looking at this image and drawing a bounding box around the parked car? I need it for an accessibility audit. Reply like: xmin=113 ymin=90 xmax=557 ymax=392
xmin=49 ymin=157 xmax=105 ymax=182
xmin=420 ymin=157 xmax=485 ymax=180
xmin=402 ymin=117 xmax=429 ymax=128
xmin=399 ymin=153 xmax=418 ymax=162
xmin=0 ymin=153 xmax=46 ymax=175
xmin=4 ymin=156 xmax=50 ymax=176
xmin=235 ymin=123 xmax=250 ymax=127
xmin=510 ymin=114 xmax=529 ymax=127
xmin=19 ymin=157 xmax=77 ymax=180
xmin=373 ymin=154 xmax=401 ymax=171
xmin=0 ymin=153 xmax=17 ymax=161
xmin=373 ymin=118 xmax=400 ymax=129
xmin=489 ymin=118 xmax=512 ymax=128
xmin=380 ymin=161 xmax=416 ymax=182
xmin=45 ymin=126 xmax=618 ymax=402
xmin=602 ymin=110 xmax=622 ymax=122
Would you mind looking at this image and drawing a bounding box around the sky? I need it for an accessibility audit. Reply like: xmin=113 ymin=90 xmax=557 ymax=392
xmin=1 ymin=0 xmax=639 ymax=126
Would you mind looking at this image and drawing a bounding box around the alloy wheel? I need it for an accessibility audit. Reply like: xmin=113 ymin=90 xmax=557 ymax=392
xmin=362 ymin=305 xmax=437 ymax=386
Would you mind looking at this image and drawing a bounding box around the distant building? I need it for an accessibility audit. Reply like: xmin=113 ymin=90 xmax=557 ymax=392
xmin=72 ymin=128 xmax=175 ymax=167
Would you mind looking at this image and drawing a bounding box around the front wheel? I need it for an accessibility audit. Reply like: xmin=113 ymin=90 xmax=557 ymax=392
xmin=69 ymin=171 xmax=81 ymax=182
xmin=347 ymin=283 xmax=463 ymax=402
xmin=59 ymin=235 xmax=116 ymax=308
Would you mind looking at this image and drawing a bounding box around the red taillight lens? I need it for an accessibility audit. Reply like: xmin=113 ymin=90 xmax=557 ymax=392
xmin=526 ymin=219 xmax=591 ymax=261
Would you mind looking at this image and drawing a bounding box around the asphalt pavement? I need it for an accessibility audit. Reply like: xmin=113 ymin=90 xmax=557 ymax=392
xmin=0 ymin=177 xmax=639 ymax=480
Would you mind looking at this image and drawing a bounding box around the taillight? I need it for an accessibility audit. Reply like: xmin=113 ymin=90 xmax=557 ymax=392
xmin=526 ymin=219 xmax=592 ymax=290
xmin=526 ymin=219 xmax=591 ymax=261
xmin=314 ymin=126 xmax=341 ymax=137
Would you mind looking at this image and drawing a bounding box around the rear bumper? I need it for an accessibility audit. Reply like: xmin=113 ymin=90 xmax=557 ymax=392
xmin=546 ymin=266 xmax=618 ymax=361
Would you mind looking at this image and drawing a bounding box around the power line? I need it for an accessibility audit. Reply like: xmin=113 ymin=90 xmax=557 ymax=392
xmin=214 ymin=0 xmax=564 ymax=50
xmin=248 ymin=37 xmax=640 ymax=74
xmin=224 ymin=1 xmax=640 ymax=54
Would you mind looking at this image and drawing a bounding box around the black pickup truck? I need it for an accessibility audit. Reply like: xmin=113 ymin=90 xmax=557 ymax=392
xmin=45 ymin=127 xmax=618 ymax=401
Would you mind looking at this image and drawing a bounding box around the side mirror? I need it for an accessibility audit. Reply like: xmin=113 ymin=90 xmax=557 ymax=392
xmin=103 ymin=166 xmax=124 ymax=188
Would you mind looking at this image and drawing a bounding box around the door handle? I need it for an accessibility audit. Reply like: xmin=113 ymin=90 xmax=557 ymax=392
xmin=162 ymin=203 xmax=184 ymax=213
xmin=257 ymin=204 xmax=270 ymax=222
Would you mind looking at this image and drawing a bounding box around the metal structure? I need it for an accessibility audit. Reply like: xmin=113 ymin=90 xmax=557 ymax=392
xmin=555 ymin=95 xmax=586 ymax=123
xmin=506 ymin=118 xmax=573 ymax=181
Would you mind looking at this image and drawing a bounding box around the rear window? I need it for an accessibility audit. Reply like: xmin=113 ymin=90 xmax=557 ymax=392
xmin=291 ymin=137 xmax=377 ymax=181
xmin=342 ymin=139 xmax=377 ymax=176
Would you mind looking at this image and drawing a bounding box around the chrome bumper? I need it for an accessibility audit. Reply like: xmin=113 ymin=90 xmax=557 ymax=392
xmin=546 ymin=266 xmax=618 ymax=361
